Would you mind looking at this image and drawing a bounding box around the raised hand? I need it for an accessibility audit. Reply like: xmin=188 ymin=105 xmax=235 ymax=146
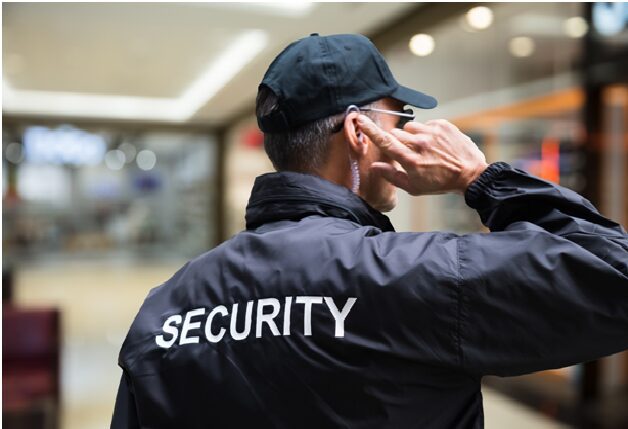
xmin=357 ymin=115 xmax=488 ymax=195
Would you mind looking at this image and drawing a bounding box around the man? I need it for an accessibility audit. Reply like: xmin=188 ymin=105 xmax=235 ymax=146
xmin=112 ymin=33 xmax=627 ymax=428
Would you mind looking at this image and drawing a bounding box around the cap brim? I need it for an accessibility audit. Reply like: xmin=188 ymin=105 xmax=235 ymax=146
xmin=390 ymin=85 xmax=437 ymax=109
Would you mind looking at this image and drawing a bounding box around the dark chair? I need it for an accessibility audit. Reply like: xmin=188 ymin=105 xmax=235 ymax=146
xmin=3 ymin=306 xmax=61 ymax=429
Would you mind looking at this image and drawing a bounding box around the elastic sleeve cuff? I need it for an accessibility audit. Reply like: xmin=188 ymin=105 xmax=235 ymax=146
xmin=464 ymin=162 xmax=511 ymax=209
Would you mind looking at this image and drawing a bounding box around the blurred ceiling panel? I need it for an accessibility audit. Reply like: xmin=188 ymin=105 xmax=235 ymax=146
xmin=2 ymin=2 xmax=420 ymax=124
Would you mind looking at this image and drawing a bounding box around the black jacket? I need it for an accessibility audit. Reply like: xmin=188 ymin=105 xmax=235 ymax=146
xmin=111 ymin=162 xmax=628 ymax=429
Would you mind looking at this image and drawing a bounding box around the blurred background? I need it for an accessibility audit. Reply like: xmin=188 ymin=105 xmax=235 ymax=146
xmin=2 ymin=2 xmax=627 ymax=428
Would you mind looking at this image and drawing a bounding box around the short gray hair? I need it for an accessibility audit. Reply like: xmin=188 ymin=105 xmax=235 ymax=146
xmin=256 ymin=86 xmax=380 ymax=173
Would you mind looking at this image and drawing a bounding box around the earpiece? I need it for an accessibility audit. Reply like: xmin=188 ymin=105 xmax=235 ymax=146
xmin=358 ymin=132 xmax=364 ymax=144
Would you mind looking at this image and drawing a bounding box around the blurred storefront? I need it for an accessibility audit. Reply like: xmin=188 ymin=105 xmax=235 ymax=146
xmin=3 ymin=122 xmax=219 ymax=265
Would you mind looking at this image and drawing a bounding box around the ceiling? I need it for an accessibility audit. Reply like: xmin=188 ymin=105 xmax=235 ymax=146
xmin=2 ymin=2 xmax=419 ymax=126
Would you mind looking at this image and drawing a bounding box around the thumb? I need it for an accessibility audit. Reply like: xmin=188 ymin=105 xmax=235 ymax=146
xmin=370 ymin=162 xmax=410 ymax=192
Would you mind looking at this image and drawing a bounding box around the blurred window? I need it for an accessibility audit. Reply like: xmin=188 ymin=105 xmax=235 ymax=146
xmin=3 ymin=125 xmax=217 ymax=261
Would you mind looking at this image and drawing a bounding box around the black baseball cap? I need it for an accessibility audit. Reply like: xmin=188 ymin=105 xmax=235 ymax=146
xmin=257 ymin=33 xmax=437 ymax=133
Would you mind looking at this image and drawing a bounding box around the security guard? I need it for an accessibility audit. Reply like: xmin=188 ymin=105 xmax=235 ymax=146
xmin=111 ymin=33 xmax=628 ymax=428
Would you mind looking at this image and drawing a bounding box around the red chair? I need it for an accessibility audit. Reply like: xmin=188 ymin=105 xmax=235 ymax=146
xmin=3 ymin=306 xmax=61 ymax=429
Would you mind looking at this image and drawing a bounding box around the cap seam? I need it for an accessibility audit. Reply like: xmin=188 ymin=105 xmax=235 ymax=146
xmin=325 ymin=36 xmax=342 ymax=108
xmin=320 ymin=37 xmax=341 ymax=111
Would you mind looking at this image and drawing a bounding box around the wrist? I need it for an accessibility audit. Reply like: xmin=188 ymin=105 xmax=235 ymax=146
xmin=464 ymin=161 xmax=512 ymax=208
xmin=460 ymin=162 xmax=489 ymax=193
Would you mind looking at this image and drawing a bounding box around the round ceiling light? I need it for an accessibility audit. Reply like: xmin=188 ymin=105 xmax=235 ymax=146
xmin=409 ymin=34 xmax=435 ymax=57
xmin=466 ymin=6 xmax=494 ymax=30
xmin=563 ymin=17 xmax=589 ymax=38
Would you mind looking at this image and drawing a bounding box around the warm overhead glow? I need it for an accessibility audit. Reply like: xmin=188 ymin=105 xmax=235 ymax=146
xmin=409 ymin=34 xmax=435 ymax=57
xmin=218 ymin=2 xmax=314 ymax=17
xmin=2 ymin=30 xmax=268 ymax=122
xmin=2 ymin=84 xmax=178 ymax=121
xmin=509 ymin=36 xmax=535 ymax=57
xmin=175 ymin=30 xmax=268 ymax=120
xmin=563 ymin=17 xmax=588 ymax=38
xmin=258 ymin=1 xmax=313 ymax=13
xmin=466 ymin=6 xmax=494 ymax=30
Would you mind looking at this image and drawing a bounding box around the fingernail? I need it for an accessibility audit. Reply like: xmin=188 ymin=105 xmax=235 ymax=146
xmin=357 ymin=115 xmax=366 ymax=124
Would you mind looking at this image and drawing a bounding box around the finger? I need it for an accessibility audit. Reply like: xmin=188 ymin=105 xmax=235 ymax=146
xmin=425 ymin=118 xmax=457 ymax=132
xmin=389 ymin=127 xmax=416 ymax=142
xmin=425 ymin=119 xmax=449 ymax=127
xmin=403 ymin=121 xmax=434 ymax=134
xmin=390 ymin=128 xmax=432 ymax=153
xmin=390 ymin=128 xmax=430 ymax=152
xmin=370 ymin=162 xmax=410 ymax=192
xmin=357 ymin=115 xmax=415 ymax=162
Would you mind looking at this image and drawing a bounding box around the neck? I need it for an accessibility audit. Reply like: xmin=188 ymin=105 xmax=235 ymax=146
xmin=317 ymin=136 xmax=354 ymax=193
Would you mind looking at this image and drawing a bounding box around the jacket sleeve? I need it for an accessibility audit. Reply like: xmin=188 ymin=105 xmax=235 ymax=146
xmin=110 ymin=371 xmax=140 ymax=429
xmin=459 ymin=162 xmax=628 ymax=376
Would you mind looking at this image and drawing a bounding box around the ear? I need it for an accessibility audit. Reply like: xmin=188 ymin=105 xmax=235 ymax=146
xmin=343 ymin=112 xmax=368 ymax=158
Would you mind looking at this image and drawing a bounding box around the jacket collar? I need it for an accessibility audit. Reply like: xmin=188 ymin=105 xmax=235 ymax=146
xmin=245 ymin=171 xmax=395 ymax=232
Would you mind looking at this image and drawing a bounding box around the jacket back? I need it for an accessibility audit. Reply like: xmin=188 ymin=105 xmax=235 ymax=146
xmin=113 ymin=164 xmax=628 ymax=429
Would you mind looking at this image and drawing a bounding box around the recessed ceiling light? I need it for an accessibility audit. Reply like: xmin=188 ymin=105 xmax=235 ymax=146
xmin=563 ymin=17 xmax=588 ymax=38
xmin=466 ymin=6 xmax=494 ymax=30
xmin=175 ymin=30 xmax=268 ymax=120
xmin=409 ymin=34 xmax=435 ymax=57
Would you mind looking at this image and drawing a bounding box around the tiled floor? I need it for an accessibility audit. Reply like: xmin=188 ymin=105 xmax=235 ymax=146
xmin=12 ymin=260 xmax=568 ymax=429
